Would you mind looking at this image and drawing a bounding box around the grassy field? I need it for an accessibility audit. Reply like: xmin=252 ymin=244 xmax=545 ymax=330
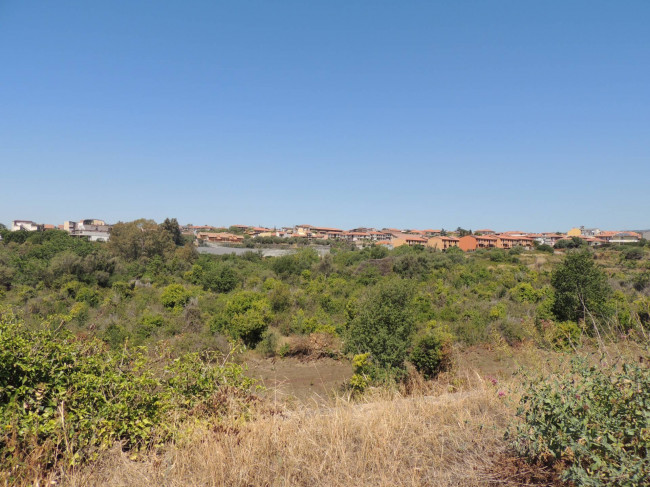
xmin=42 ymin=344 xmax=564 ymax=487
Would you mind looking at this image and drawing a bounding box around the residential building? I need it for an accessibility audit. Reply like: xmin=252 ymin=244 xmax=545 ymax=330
xmin=496 ymin=235 xmax=534 ymax=250
xmin=474 ymin=229 xmax=496 ymax=236
xmin=392 ymin=235 xmax=428 ymax=248
xmin=458 ymin=235 xmax=498 ymax=252
xmin=579 ymin=226 xmax=601 ymax=237
xmin=196 ymin=232 xmax=244 ymax=243
xmin=427 ymin=236 xmax=460 ymax=251
xmin=12 ymin=220 xmax=42 ymax=231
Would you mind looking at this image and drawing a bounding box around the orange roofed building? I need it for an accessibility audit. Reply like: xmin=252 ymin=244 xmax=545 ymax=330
xmin=391 ymin=235 xmax=428 ymax=247
xmin=458 ymin=234 xmax=498 ymax=251
xmin=427 ymin=236 xmax=460 ymax=250
xmin=496 ymin=235 xmax=534 ymax=250
xmin=196 ymin=232 xmax=244 ymax=243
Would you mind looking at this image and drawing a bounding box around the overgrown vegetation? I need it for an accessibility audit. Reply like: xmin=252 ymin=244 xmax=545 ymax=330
xmin=0 ymin=310 xmax=257 ymax=483
xmin=510 ymin=356 xmax=650 ymax=485
xmin=1 ymin=221 xmax=649 ymax=484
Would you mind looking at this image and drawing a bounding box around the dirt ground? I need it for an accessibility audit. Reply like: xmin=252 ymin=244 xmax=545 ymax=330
xmin=244 ymin=355 xmax=353 ymax=403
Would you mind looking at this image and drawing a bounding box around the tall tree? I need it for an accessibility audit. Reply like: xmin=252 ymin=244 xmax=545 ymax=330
xmin=161 ymin=218 xmax=183 ymax=246
xmin=551 ymin=249 xmax=612 ymax=323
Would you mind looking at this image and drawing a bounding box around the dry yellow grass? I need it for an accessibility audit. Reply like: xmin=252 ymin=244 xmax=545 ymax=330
xmin=58 ymin=378 xmax=511 ymax=487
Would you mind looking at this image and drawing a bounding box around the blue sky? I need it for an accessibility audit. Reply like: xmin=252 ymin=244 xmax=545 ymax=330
xmin=1 ymin=1 xmax=648 ymax=232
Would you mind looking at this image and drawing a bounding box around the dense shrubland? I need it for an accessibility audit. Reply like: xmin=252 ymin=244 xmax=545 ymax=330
xmin=1 ymin=222 xmax=650 ymax=484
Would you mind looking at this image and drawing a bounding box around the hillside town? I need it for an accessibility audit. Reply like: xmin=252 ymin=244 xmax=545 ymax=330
xmin=6 ymin=219 xmax=647 ymax=251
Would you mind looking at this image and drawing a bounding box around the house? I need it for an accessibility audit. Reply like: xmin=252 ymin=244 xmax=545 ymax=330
xmin=196 ymin=232 xmax=244 ymax=243
xmin=458 ymin=235 xmax=498 ymax=252
xmin=392 ymin=235 xmax=428 ymax=248
xmin=62 ymin=219 xmax=111 ymax=241
xmin=342 ymin=231 xmax=368 ymax=242
xmin=427 ymin=236 xmax=460 ymax=251
xmin=609 ymin=232 xmax=641 ymax=244
xmin=580 ymin=226 xmax=601 ymax=237
xmin=533 ymin=233 xmax=565 ymax=246
xmin=567 ymin=227 xmax=582 ymax=237
xmin=496 ymin=235 xmax=534 ymax=250
xmin=11 ymin=220 xmax=42 ymax=231
xmin=474 ymin=229 xmax=496 ymax=236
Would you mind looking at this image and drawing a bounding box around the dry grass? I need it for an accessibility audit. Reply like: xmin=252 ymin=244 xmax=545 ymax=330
xmin=57 ymin=378 xmax=512 ymax=487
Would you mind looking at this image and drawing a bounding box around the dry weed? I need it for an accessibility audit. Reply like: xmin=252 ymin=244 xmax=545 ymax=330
xmin=60 ymin=380 xmax=511 ymax=487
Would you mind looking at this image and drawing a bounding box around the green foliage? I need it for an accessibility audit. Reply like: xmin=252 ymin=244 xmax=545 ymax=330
xmin=271 ymin=248 xmax=319 ymax=277
xmin=211 ymin=291 xmax=271 ymax=347
xmin=137 ymin=313 xmax=165 ymax=340
xmin=393 ymin=253 xmax=430 ymax=279
xmin=409 ymin=325 xmax=453 ymax=379
xmin=510 ymin=282 xmax=542 ymax=303
xmin=621 ymin=246 xmax=644 ymax=261
xmin=161 ymin=284 xmax=191 ymax=311
xmin=344 ymin=279 xmax=416 ymax=378
xmin=510 ymin=357 xmax=650 ymax=485
xmin=551 ymin=250 xmax=612 ymax=323
xmin=632 ymin=271 xmax=650 ymax=292
xmin=256 ymin=330 xmax=279 ymax=357
xmin=269 ymin=282 xmax=292 ymax=312
xmin=554 ymin=236 xmax=587 ymax=249
xmin=548 ymin=320 xmax=582 ymax=350
xmin=186 ymin=259 xmax=238 ymax=293
xmin=536 ymin=243 xmax=554 ymax=253
xmin=0 ymin=311 xmax=257 ymax=479
xmin=108 ymin=219 xmax=176 ymax=260
xmin=160 ymin=217 xmax=183 ymax=246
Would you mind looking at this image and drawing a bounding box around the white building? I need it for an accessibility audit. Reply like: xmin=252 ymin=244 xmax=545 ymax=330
xmin=11 ymin=220 xmax=41 ymax=231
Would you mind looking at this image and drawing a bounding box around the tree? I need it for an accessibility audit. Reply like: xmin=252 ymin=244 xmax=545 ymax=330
xmin=554 ymin=236 xmax=586 ymax=249
xmin=344 ymin=279 xmax=416 ymax=377
xmin=551 ymin=249 xmax=612 ymax=323
xmin=161 ymin=218 xmax=183 ymax=246
xmin=108 ymin=219 xmax=175 ymax=260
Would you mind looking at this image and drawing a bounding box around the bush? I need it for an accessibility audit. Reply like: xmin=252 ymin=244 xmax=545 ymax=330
xmin=510 ymin=357 xmax=650 ymax=485
xmin=344 ymin=279 xmax=416 ymax=379
xmin=536 ymin=243 xmax=554 ymax=253
xmin=256 ymin=330 xmax=279 ymax=357
xmin=211 ymin=291 xmax=271 ymax=347
xmin=409 ymin=326 xmax=453 ymax=379
xmin=551 ymin=250 xmax=612 ymax=323
xmin=161 ymin=283 xmax=191 ymax=311
xmin=0 ymin=310 xmax=257 ymax=481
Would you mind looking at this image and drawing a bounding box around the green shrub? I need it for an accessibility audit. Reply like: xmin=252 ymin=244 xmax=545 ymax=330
xmin=510 ymin=357 xmax=650 ymax=485
xmin=256 ymin=330 xmax=279 ymax=357
xmin=136 ymin=313 xmax=165 ymax=340
xmin=0 ymin=310 xmax=257 ymax=480
xmin=409 ymin=326 xmax=453 ymax=379
xmin=551 ymin=250 xmax=612 ymax=323
xmin=211 ymin=291 xmax=271 ymax=347
xmin=547 ymin=320 xmax=582 ymax=350
xmin=344 ymin=279 xmax=415 ymax=379
xmin=161 ymin=283 xmax=191 ymax=311
xmin=76 ymin=286 xmax=100 ymax=307
xmin=510 ymin=282 xmax=541 ymax=303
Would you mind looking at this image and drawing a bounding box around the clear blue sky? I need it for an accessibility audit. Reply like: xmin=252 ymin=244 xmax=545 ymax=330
xmin=1 ymin=1 xmax=648 ymax=232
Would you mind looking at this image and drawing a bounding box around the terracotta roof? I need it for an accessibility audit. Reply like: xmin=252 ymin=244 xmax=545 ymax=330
xmin=311 ymin=226 xmax=344 ymax=232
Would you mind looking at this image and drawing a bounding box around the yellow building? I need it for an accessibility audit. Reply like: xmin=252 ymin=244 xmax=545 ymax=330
xmin=567 ymin=227 xmax=582 ymax=237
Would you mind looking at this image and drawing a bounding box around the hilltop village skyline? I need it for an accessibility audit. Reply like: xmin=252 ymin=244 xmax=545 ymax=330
xmin=6 ymin=218 xmax=648 ymax=250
